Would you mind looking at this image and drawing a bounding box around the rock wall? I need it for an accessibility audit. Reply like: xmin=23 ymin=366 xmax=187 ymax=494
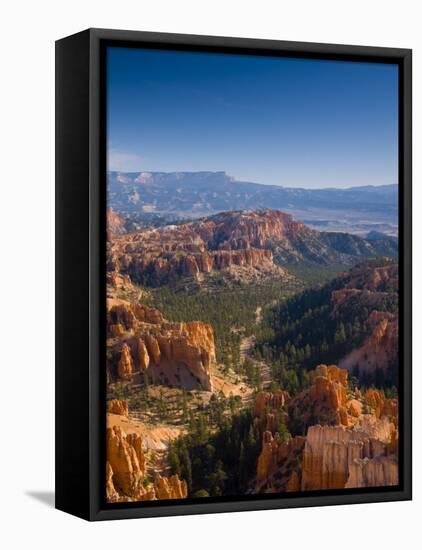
xmin=301 ymin=417 xmax=398 ymax=491
xmin=110 ymin=248 xmax=278 ymax=284
xmin=107 ymin=299 xmax=215 ymax=390
xmin=345 ymin=455 xmax=398 ymax=488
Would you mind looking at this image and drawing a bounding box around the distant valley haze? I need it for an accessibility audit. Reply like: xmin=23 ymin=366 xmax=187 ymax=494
xmin=107 ymin=170 xmax=398 ymax=237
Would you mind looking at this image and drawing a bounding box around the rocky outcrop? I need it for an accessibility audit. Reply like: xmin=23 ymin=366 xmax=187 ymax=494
xmin=106 ymin=426 xmax=187 ymax=503
xmin=107 ymin=299 xmax=215 ymax=390
xmin=331 ymin=264 xmax=398 ymax=318
xmin=106 ymin=426 xmax=146 ymax=498
xmin=107 ymin=208 xmax=126 ymax=240
xmin=301 ymin=416 xmax=398 ymax=491
xmin=191 ymin=209 xmax=307 ymax=250
xmin=107 ymin=211 xmax=298 ymax=286
xmin=111 ymin=246 xmax=281 ymax=286
xmin=105 ymin=462 xmax=121 ymax=502
xmin=254 ymin=391 xmax=289 ymax=419
xmin=256 ymin=431 xmax=306 ymax=492
xmin=154 ymin=474 xmax=188 ymax=500
xmin=345 ymin=455 xmax=398 ymax=488
xmin=339 ymin=312 xmax=398 ymax=376
xmin=106 ymin=271 xmax=133 ymax=291
xmin=117 ymin=344 xmax=134 ymax=380
xmin=253 ymin=390 xmax=290 ymax=434
xmin=287 ymin=365 xmax=360 ymax=431
xmin=107 ymin=399 xmax=129 ymax=417
xmin=344 ymin=264 xmax=398 ymax=293
xmin=107 ymin=300 xmax=164 ymax=332
xmin=365 ymin=389 xmax=398 ymax=424
xmin=137 ymin=339 xmax=150 ymax=370
xmin=253 ymin=364 xmax=399 ymax=493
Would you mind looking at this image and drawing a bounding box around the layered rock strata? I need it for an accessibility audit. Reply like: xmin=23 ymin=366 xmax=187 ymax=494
xmin=301 ymin=418 xmax=398 ymax=490
xmin=107 ymin=210 xmax=298 ymax=285
xmin=107 ymin=298 xmax=215 ymax=390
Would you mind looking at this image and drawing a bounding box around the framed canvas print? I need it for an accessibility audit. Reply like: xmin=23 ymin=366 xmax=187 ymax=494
xmin=55 ymin=28 xmax=412 ymax=521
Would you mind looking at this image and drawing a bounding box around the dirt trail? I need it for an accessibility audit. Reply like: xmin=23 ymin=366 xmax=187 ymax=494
xmin=240 ymin=306 xmax=272 ymax=389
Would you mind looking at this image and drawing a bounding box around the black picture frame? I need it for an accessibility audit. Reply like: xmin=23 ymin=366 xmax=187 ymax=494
xmin=55 ymin=28 xmax=412 ymax=521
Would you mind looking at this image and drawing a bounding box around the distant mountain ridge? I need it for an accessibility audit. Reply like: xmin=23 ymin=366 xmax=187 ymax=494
xmin=107 ymin=171 xmax=398 ymax=219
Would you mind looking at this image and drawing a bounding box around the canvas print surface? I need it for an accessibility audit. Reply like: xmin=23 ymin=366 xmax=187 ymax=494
xmin=105 ymin=47 xmax=399 ymax=503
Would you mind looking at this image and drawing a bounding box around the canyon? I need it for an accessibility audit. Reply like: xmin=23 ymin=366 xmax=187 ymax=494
xmin=105 ymin=205 xmax=400 ymax=503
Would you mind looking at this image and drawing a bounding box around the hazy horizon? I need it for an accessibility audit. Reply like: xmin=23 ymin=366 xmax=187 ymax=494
xmin=107 ymin=169 xmax=397 ymax=191
xmin=107 ymin=47 xmax=398 ymax=189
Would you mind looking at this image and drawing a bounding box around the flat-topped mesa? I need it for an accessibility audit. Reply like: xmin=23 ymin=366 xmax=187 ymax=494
xmin=190 ymin=209 xmax=306 ymax=250
xmin=106 ymin=426 xmax=188 ymax=502
xmin=107 ymin=299 xmax=215 ymax=391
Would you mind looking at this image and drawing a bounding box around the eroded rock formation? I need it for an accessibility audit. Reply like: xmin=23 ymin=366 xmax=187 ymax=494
xmin=106 ymin=425 xmax=187 ymax=503
xmin=301 ymin=417 xmax=398 ymax=491
xmin=107 ymin=208 xmax=126 ymax=240
xmin=107 ymin=298 xmax=215 ymax=390
xmin=253 ymin=390 xmax=290 ymax=434
xmin=117 ymin=343 xmax=134 ymax=380
xmin=253 ymin=364 xmax=399 ymax=493
xmin=339 ymin=311 xmax=398 ymax=376
xmin=107 ymin=210 xmax=300 ymax=285
xmin=287 ymin=364 xmax=360 ymax=430
xmin=154 ymin=473 xmax=188 ymax=500
xmin=107 ymin=399 xmax=129 ymax=417
xmin=256 ymin=431 xmax=306 ymax=491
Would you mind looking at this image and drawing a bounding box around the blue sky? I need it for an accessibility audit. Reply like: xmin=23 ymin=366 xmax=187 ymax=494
xmin=107 ymin=47 xmax=398 ymax=189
